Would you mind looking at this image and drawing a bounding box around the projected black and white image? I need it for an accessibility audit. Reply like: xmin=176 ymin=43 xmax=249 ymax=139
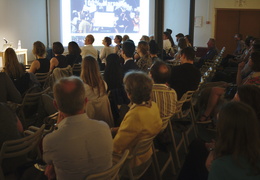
xmin=70 ymin=0 xmax=140 ymax=34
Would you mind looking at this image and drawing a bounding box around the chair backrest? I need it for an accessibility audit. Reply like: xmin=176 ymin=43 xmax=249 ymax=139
xmin=180 ymin=91 xmax=195 ymax=104
xmin=0 ymin=124 xmax=45 ymax=179
xmin=35 ymin=72 xmax=51 ymax=83
xmin=161 ymin=116 xmax=172 ymax=132
xmin=86 ymin=150 xmax=129 ymax=180
xmin=129 ymin=136 xmax=155 ymax=159
xmin=21 ymin=87 xmax=50 ymax=107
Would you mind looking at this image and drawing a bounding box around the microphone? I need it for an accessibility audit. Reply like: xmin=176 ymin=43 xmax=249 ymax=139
xmin=3 ymin=38 xmax=8 ymax=44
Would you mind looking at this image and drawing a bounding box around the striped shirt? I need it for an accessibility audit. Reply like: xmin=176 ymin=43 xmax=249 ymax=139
xmin=151 ymin=84 xmax=177 ymax=118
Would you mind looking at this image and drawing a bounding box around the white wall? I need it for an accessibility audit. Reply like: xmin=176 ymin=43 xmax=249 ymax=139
xmin=164 ymin=0 xmax=190 ymax=44
xmin=0 ymin=0 xmax=47 ymax=62
xmin=194 ymin=0 xmax=260 ymax=47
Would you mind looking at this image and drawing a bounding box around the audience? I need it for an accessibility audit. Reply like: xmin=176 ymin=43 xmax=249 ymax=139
xmin=149 ymin=40 xmax=160 ymax=63
xmin=122 ymin=34 xmax=130 ymax=42
xmin=49 ymin=42 xmax=68 ymax=71
xmin=66 ymin=41 xmax=82 ymax=67
xmin=175 ymin=33 xmax=184 ymax=43
xmin=81 ymin=34 xmax=98 ymax=59
xmin=208 ymin=101 xmax=260 ymax=180
xmin=100 ymin=37 xmax=114 ymax=65
xmin=150 ymin=60 xmax=177 ymax=117
xmin=114 ymin=35 xmax=123 ymax=56
xmin=29 ymin=41 xmax=50 ymax=73
xmin=43 ymin=76 xmax=113 ymax=180
xmin=3 ymin=48 xmax=33 ymax=95
xmin=80 ymin=55 xmax=114 ymax=127
xmin=136 ymin=41 xmax=152 ymax=73
xmin=168 ymin=47 xmax=201 ymax=100
xmin=121 ymin=40 xmax=139 ymax=74
xmin=195 ymin=38 xmax=218 ymax=69
xmin=174 ymin=37 xmax=188 ymax=61
xmin=113 ymin=71 xmax=162 ymax=167
xmin=185 ymin=35 xmax=193 ymax=47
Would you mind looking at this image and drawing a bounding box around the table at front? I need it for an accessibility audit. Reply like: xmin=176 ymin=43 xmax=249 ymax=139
xmin=0 ymin=49 xmax=28 ymax=67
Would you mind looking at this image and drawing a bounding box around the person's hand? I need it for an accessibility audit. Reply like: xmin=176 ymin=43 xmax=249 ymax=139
xmin=44 ymin=164 xmax=56 ymax=180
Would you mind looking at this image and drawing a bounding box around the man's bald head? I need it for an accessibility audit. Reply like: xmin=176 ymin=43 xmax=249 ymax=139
xmin=53 ymin=76 xmax=86 ymax=115
xmin=150 ymin=60 xmax=171 ymax=84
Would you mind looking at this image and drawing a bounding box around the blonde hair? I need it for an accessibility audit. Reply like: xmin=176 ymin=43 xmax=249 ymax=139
xmin=4 ymin=48 xmax=24 ymax=79
xmin=80 ymin=56 xmax=106 ymax=96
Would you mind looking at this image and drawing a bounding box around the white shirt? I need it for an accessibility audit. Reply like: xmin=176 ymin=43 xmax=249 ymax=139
xmin=43 ymin=113 xmax=113 ymax=180
xmin=100 ymin=46 xmax=114 ymax=64
xmin=81 ymin=45 xmax=98 ymax=60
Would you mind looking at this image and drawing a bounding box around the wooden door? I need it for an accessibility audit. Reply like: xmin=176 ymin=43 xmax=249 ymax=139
xmin=239 ymin=10 xmax=260 ymax=38
xmin=215 ymin=9 xmax=260 ymax=56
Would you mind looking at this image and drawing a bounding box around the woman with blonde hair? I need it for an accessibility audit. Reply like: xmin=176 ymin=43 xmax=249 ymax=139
xmin=80 ymin=55 xmax=114 ymax=127
xmin=29 ymin=41 xmax=50 ymax=73
xmin=3 ymin=48 xmax=31 ymax=95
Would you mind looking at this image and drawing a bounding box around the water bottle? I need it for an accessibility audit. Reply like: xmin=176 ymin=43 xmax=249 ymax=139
xmin=18 ymin=40 xmax=21 ymax=49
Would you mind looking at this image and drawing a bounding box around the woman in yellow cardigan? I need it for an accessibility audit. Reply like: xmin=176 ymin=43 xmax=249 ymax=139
xmin=113 ymin=71 xmax=162 ymax=167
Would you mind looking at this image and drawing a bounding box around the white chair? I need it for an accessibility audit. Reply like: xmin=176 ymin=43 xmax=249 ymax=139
xmin=120 ymin=136 xmax=157 ymax=180
xmin=86 ymin=150 xmax=129 ymax=180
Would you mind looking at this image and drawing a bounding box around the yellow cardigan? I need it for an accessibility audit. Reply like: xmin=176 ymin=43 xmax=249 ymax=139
xmin=113 ymin=101 xmax=162 ymax=166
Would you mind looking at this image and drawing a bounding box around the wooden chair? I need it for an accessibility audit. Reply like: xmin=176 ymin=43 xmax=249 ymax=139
xmin=152 ymin=116 xmax=176 ymax=180
xmin=86 ymin=150 xmax=129 ymax=180
xmin=17 ymin=87 xmax=50 ymax=128
xmin=0 ymin=124 xmax=45 ymax=180
xmin=120 ymin=136 xmax=157 ymax=180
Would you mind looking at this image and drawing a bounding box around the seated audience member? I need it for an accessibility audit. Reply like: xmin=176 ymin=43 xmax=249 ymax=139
xmin=175 ymin=33 xmax=184 ymax=43
xmin=29 ymin=41 xmax=50 ymax=73
xmin=207 ymin=101 xmax=260 ymax=180
xmin=100 ymin=37 xmax=114 ymax=65
xmin=80 ymin=55 xmax=114 ymax=127
xmin=66 ymin=41 xmax=82 ymax=67
xmin=173 ymin=37 xmax=188 ymax=61
xmin=233 ymin=33 xmax=246 ymax=56
xmin=136 ymin=41 xmax=152 ymax=73
xmin=199 ymin=51 xmax=260 ymax=122
xmin=122 ymin=35 xmax=130 ymax=42
xmin=43 ymin=76 xmax=113 ymax=180
xmin=140 ymin=35 xmax=150 ymax=43
xmin=195 ymin=38 xmax=218 ymax=68
xmin=81 ymin=34 xmax=98 ymax=59
xmin=168 ymin=47 xmax=201 ymax=100
xmin=114 ymin=35 xmax=123 ymax=56
xmin=3 ymin=48 xmax=33 ymax=95
xmin=0 ymin=102 xmax=24 ymax=175
xmin=0 ymin=72 xmax=22 ymax=103
xmin=163 ymin=31 xmax=175 ymax=57
xmin=150 ymin=60 xmax=177 ymax=117
xmin=104 ymin=54 xmax=129 ymax=124
xmin=234 ymin=85 xmax=260 ymax=121
xmin=121 ymin=40 xmax=139 ymax=74
xmin=113 ymin=71 xmax=162 ymax=167
xmin=185 ymin=35 xmax=193 ymax=47
xmin=178 ymin=85 xmax=260 ymax=180
xmin=49 ymin=42 xmax=68 ymax=71
xmin=149 ymin=40 xmax=160 ymax=63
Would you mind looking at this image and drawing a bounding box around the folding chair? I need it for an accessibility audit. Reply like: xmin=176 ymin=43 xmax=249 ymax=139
xmin=86 ymin=150 xmax=129 ymax=180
